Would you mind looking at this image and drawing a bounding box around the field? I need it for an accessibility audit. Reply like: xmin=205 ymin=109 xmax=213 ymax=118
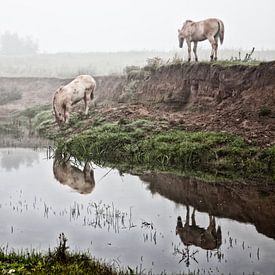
xmin=0 ymin=49 xmax=275 ymax=77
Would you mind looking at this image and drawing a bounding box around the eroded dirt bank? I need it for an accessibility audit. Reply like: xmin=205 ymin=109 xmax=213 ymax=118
xmin=94 ymin=61 xmax=275 ymax=145
xmin=1 ymin=61 xmax=274 ymax=145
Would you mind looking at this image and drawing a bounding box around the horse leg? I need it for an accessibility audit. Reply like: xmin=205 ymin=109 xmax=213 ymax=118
xmin=186 ymin=40 xmax=192 ymax=62
xmin=191 ymin=208 xmax=197 ymax=226
xmin=214 ymin=36 xmax=219 ymax=61
xmin=208 ymin=36 xmax=217 ymax=61
xmin=193 ymin=41 xmax=198 ymax=62
xmin=185 ymin=205 xmax=190 ymax=226
xmin=84 ymin=90 xmax=90 ymax=115
xmin=64 ymin=104 xmax=71 ymax=123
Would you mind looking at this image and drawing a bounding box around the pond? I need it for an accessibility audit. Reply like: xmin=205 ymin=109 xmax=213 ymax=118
xmin=0 ymin=148 xmax=275 ymax=274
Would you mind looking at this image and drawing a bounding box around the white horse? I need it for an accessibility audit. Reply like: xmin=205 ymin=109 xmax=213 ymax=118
xmin=178 ymin=18 xmax=224 ymax=62
xmin=53 ymin=75 xmax=96 ymax=124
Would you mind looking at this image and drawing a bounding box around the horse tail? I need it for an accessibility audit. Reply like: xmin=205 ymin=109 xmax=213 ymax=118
xmin=90 ymin=79 xmax=96 ymax=100
xmin=218 ymin=19 xmax=224 ymax=45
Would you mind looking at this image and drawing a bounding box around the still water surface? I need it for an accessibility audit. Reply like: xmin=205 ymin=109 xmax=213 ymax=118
xmin=0 ymin=148 xmax=275 ymax=274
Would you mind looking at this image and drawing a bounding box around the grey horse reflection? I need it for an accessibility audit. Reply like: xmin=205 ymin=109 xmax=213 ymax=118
xmin=53 ymin=159 xmax=95 ymax=194
xmin=176 ymin=206 xmax=222 ymax=250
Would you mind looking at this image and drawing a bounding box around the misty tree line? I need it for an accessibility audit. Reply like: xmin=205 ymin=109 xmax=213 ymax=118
xmin=0 ymin=31 xmax=38 ymax=55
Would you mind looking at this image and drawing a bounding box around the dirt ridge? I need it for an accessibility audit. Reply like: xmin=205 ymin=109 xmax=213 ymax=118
xmin=94 ymin=61 xmax=275 ymax=145
xmin=1 ymin=61 xmax=275 ymax=145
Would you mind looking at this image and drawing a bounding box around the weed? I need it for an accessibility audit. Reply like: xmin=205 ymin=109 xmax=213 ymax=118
xmin=259 ymin=106 xmax=272 ymax=117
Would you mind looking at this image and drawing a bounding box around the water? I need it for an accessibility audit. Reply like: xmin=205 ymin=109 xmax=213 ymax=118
xmin=0 ymin=148 xmax=275 ymax=275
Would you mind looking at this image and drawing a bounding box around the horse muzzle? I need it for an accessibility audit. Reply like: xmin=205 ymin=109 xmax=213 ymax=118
xmin=179 ymin=38 xmax=184 ymax=48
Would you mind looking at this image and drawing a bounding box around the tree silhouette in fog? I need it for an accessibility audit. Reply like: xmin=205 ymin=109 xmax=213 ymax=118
xmin=0 ymin=31 xmax=38 ymax=55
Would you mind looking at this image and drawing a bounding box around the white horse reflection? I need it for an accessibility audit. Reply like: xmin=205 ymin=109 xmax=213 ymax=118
xmin=176 ymin=206 xmax=222 ymax=250
xmin=53 ymin=159 xmax=95 ymax=194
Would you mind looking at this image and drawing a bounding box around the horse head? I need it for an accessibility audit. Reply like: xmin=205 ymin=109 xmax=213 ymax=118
xmin=53 ymin=87 xmax=65 ymax=124
xmin=178 ymin=29 xmax=184 ymax=48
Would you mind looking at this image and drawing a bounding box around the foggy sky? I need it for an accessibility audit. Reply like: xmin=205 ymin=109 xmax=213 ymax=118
xmin=0 ymin=0 xmax=274 ymax=53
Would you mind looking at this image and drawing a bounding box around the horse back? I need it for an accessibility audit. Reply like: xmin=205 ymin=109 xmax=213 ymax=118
xmin=202 ymin=18 xmax=221 ymax=36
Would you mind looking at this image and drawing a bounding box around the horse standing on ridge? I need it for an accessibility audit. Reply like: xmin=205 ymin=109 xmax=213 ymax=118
xmin=178 ymin=18 xmax=224 ymax=62
xmin=52 ymin=75 xmax=96 ymax=124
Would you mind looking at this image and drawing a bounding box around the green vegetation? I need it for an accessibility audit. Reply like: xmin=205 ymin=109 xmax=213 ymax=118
xmin=0 ymin=119 xmax=23 ymax=138
xmin=123 ymin=55 xmax=262 ymax=83
xmin=0 ymin=104 xmax=52 ymax=141
xmin=50 ymin=118 xmax=275 ymax=182
xmin=18 ymin=104 xmax=52 ymax=131
xmin=0 ymin=234 xmax=126 ymax=275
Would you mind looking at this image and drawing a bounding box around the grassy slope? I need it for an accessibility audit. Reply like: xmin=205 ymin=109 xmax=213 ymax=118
xmin=37 ymin=113 xmax=275 ymax=182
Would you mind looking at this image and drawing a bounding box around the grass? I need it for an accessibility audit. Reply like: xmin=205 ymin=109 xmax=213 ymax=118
xmin=51 ymin=119 xmax=275 ymax=182
xmin=1 ymin=232 xmax=201 ymax=274
xmin=123 ymin=56 xmax=263 ymax=82
xmin=0 ymin=233 xmax=127 ymax=275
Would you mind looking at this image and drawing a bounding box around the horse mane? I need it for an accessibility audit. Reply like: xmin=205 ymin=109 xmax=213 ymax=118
xmin=185 ymin=20 xmax=193 ymax=25
xmin=181 ymin=20 xmax=193 ymax=29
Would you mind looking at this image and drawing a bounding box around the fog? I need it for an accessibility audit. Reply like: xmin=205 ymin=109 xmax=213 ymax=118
xmin=1 ymin=0 xmax=274 ymax=53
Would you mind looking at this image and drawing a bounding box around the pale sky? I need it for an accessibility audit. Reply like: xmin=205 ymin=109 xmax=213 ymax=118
xmin=0 ymin=0 xmax=274 ymax=53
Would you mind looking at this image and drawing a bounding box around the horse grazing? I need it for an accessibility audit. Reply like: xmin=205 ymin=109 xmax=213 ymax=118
xmin=53 ymin=75 xmax=96 ymax=124
xmin=176 ymin=206 xmax=222 ymax=250
xmin=178 ymin=18 xmax=224 ymax=62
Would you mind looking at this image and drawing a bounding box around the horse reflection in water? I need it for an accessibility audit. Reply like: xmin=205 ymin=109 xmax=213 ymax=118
xmin=176 ymin=206 xmax=222 ymax=250
xmin=53 ymin=159 xmax=95 ymax=194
